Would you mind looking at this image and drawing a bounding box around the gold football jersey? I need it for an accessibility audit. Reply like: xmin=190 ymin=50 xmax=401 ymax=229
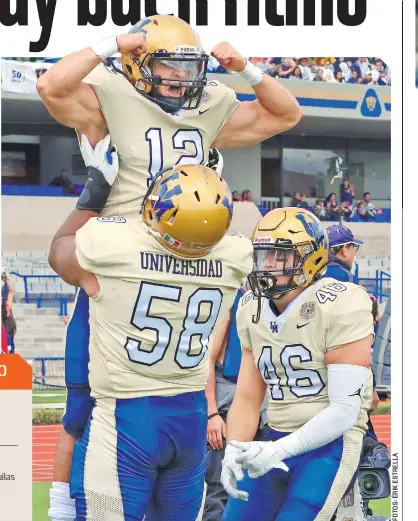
xmin=237 ymin=278 xmax=374 ymax=434
xmin=84 ymin=65 xmax=240 ymax=217
xmin=75 ymin=217 xmax=252 ymax=399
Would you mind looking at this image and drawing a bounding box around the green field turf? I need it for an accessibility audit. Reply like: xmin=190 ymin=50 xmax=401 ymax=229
xmin=32 ymin=390 xmax=66 ymax=405
xmin=33 ymin=483 xmax=51 ymax=521
xmin=33 ymin=482 xmax=391 ymax=521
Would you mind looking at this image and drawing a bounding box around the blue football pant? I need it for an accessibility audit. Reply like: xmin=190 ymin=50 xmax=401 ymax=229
xmin=71 ymin=392 xmax=208 ymax=521
xmin=62 ymin=288 xmax=94 ymax=438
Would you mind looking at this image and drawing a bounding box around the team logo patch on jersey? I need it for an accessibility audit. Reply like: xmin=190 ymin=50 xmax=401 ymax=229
xmin=270 ymin=321 xmax=278 ymax=334
xmin=300 ymin=301 xmax=316 ymax=320
xmin=163 ymin=233 xmax=181 ymax=248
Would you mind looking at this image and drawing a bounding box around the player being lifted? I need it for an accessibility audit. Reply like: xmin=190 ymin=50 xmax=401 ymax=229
xmin=38 ymin=14 xmax=302 ymax=520
xmin=49 ymin=160 xmax=253 ymax=521
xmin=220 ymin=208 xmax=374 ymax=521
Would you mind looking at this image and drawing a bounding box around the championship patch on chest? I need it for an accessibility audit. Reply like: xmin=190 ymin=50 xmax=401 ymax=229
xmin=201 ymin=91 xmax=211 ymax=103
xmin=300 ymin=301 xmax=316 ymax=320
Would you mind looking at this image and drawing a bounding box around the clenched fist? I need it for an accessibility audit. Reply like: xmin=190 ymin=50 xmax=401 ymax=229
xmin=117 ymin=33 xmax=148 ymax=57
xmin=211 ymin=42 xmax=247 ymax=72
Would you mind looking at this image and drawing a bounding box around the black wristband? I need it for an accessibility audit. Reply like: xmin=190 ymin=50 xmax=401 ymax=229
xmin=76 ymin=166 xmax=112 ymax=213
xmin=208 ymin=412 xmax=220 ymax=420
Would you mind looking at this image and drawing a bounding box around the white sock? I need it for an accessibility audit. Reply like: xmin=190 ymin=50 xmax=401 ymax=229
xmin=48 ymin=481 xmax=76 ymax=521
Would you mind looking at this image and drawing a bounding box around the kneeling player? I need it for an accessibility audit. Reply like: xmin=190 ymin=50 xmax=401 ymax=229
xmin=50 ymin=163 xmax=253 ymax=521
xmin=221 ymin=208 xmax=374 ymax=521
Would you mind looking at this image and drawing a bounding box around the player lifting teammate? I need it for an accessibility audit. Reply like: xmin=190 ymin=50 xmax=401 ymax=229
xmin=220 ymin=208 xmax=374 ymax=521
xmin=38 ymin=14 xmax=302 ymax=520
xmin=49 ymin=160 xmax=254 ymax=521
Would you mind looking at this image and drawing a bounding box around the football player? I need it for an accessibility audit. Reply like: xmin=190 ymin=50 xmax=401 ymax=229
xmin=38 ymin=14 xmax=302 ymax=519
xmin=220 ymin=208 xmax=374 ymax=521
xmin=48 ymin=162 xmax=253 ymax=521
xmin=37 ymin=14 xmax=302 ymax=219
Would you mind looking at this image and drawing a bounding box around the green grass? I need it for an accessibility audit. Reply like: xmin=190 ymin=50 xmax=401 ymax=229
xmin=32 ymin=390 xmax=66 ymax=405
xmin=32 ymin=408 xmax=64 ymax=425
xmin=375 ymin=400 xmax=391 ymax=415
xmin=32 ymin=481 xmax=391 ymax=521
xmin=33 ymin=482 xmax=51 ymax=521
xmin=370 ymin=496 xmax=391 ymax=518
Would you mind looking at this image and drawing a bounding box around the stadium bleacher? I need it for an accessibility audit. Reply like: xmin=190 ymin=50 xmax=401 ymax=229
xmin=2 ymin=247 xmax=391 ymax=397
xmin=2 ymin=248 xmax=391 ymax=349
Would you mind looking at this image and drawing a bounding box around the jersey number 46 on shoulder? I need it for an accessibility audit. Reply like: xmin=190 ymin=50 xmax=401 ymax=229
xmin=316 ymin=283 xmax=346 ymax=304
xmin=124 ymin=281 xmax=223 ymax=369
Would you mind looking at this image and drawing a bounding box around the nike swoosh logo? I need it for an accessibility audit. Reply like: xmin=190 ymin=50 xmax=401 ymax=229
xmin=199 ymin=108 xmax=211 ymax=115
xmin=296 ymin=323 xmax=310 ymax=329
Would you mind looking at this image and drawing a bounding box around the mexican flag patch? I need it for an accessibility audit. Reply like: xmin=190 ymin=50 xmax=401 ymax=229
xmin=163 ymin=233 xmax=181 ymax=248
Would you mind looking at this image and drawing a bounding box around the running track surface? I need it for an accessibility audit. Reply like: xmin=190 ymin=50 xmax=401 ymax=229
xmin=33 ymin=415 xmax=391 ymax=483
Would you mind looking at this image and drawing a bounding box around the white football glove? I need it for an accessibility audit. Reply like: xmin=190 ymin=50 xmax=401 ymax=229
xmin=79 ymin=134 xmax=119 ymax=186
xmin=220 ymin=443 xmax=249 ymax=501
xmin=205 ymin=148 xmax=224 ymax=177
xmin=77 ymin=134 xmax=119 ymax=212
xmin=231 ymin=440 xmax=289 ymax=479
xmin=48 ymin=481 xmax=76 ymax=521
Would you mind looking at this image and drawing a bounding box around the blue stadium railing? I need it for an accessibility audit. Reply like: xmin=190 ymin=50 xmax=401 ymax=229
xmin=30 ymin=356 xmax=65 ymax=390
xmin=12 ymin=264 xmax=390 ymax=318
xmin=29 ymin=269 xmax=390 ymax=390
xmin=354 ymin=267 xmax=391 ymax=304
xmin=11 ymin=272 xmax=76 ymax=316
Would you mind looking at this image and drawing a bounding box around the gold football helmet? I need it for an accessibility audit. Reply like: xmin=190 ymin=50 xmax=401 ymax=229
xmin=120 ymin=15 xmax=208 ymax=113
xmin=141 ymin=164 xmax=233 ymax=258
xmin=248 ymin=208 xmax=329 ymax=321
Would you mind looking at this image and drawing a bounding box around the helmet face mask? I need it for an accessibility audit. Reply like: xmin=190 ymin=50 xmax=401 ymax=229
xmin=248 ymin=244 xmax=309 ymax=299
xmin=146 ymin=53 xmax=208 ymax=112
xmin=248 ymin=209 xmax=329 ymax=321
xmin=119 ymin=16 xmax=209 ymax=113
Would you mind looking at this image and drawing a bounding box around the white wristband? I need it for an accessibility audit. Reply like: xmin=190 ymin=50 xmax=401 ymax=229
xmin=238 ymin=60 xmax=263 ymax=86
xmin=91 ymin=36 xmax=119 ymax=61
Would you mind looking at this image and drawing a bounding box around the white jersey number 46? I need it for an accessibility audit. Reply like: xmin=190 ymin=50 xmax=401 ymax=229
xmin=258 ymin=344 xmax=325 ymax=400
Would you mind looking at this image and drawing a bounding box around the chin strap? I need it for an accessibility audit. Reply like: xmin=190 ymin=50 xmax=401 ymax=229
xmin=152 ymin=93 xmax=187 ymax=113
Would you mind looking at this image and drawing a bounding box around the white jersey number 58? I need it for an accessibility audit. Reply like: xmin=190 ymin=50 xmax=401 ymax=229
xmin=124 ymin=281 xmax=223 ymax=369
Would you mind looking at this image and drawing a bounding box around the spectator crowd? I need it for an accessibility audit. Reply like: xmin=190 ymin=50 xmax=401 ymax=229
xmin=290 ymin=179 xmax=384 ymax=222
xmin=209 ymin=57 xmax=391 ymax=86
xmin=5 ymin=56 xmax=390 ymax=86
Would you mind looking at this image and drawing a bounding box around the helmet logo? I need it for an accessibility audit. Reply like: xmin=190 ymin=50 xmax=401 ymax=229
xmin=131 ymin=18 xmax=152 ymax=36
xmin=154 ymin=172 xmax=182 ymax=222
xmin=295 ymin=213 xmax=324 ymax=243
xmin=222 ymin=196 xmax=233 ymax=218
